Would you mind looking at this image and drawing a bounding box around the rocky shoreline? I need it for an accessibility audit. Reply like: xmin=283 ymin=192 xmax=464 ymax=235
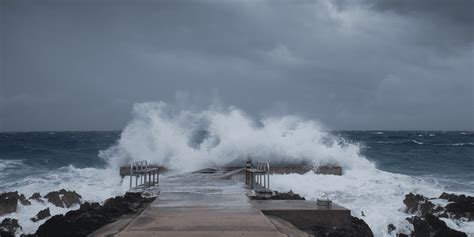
xmin=390 ymin=192 xmax=473 ymax=237
xmin=1 ymin=189 xmax=472 ymax=236
xmin=0 ymin=190 xmax=155 ymax=237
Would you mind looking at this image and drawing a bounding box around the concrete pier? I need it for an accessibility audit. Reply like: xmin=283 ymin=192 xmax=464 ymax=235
xmin=114 ymin=171 xmax=285 ymax=237
xmin=100 ymin=168 xmax=351 ymax=237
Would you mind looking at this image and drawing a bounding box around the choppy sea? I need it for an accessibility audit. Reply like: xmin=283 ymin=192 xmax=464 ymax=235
xmin=0 ymin=105 xmax=473 ymax=236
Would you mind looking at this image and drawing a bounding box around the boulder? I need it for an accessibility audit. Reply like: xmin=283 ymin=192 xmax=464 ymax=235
xmin=387 ymin=223 xmax=396 ymax=234
xmin=310 ymin=216 xmax=373 ymax=237
xmin=60 ymin=189 xmax=81 ymax=208
xmin=403 ymin=193 xmax=426 ymax=214
xmin=29 ymin=192 xmax=44 ymax=204
xmin=0 ymin=192 xmax=19 ymax=215
xmin=18 ymin=193 xmax=31 ymax=206
xmin=407 ymin=214 xmax=467 ymax=237
xmin=439 ymin=193 xmax=473 ymax=220
xmin=44 ymin=189 xmax=81 ymax=208
xmin=403 ymin=193 xmax=442 ymax=216
xmin=29 ymin=192 xmax=42 ymax=200
xmin=0 ymin=191 xmax=30 ymax=215
xmin=0 ymin=218 xmax=21 ymax=237
xmin=44 ymin=191 xmax=63 ymax=208
xmin=31 ymin=208 xmax=51 ymax=222
xmin=35 ymin=192 xmax=155 ymax=237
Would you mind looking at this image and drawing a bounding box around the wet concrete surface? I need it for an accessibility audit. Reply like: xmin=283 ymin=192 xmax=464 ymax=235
xmin=114 ymin=172 xmax=286 ymax=237
xmin=111 ymin=170 xmax=351 ymax=237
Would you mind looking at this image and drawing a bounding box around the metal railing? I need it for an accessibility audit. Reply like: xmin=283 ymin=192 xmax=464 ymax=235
xmin=128 ymin=160 xmax=160 ymax=189
xmin=245 ymin=161 xmax=270 ymax=190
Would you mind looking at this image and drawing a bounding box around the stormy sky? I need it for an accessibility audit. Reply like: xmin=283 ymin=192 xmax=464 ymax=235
xmin=0 ymin=0 xmax=473 ymax=131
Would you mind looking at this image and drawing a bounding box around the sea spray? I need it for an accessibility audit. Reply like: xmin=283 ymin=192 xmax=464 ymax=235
xmin=99 ymin=102 xmax=373 ymax=172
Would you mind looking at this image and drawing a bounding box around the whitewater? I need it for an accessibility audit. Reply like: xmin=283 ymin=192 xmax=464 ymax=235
xmin=1 ymin=102 xmax=473 ymax=236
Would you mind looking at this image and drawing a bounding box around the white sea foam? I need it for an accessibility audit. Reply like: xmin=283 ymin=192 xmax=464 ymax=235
xmin=0 ymin=160 xmax=24 ymax=171
xmin=270 ymin=171 xmax=474 ymax=237
xmin=0 ymin=165 xmax=129 ymax=235
xmin=411 ymin=140 xmax=424 ymax=145
xmin=2 ymin=198 xmax=79 ymax=235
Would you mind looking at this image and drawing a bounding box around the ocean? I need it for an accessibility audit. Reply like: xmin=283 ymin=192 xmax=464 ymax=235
xmin=0 ymin=105 xmax=473 ymax=236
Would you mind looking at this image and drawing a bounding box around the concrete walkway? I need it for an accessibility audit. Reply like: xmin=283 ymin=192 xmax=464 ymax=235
xmin=114 ymin=172 xmax=286 ymax=237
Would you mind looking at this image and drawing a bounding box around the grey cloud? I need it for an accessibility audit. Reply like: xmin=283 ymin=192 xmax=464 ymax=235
xmin=368 ymin=0 xmax=474 ymax=25
xmin=0 ymin=0 xmax=473 ymax=131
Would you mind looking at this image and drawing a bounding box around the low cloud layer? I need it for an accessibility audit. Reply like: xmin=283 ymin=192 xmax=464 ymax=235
xmin=1 ymin=0 xmax=473 ymax=131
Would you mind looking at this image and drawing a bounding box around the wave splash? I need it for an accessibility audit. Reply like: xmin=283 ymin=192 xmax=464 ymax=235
xmin=99 ymin=102 xmax=374 ymax=172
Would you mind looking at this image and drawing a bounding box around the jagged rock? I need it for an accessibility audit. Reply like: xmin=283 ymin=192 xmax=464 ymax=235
xmin=310 ymin=216 xmax=373 ymax=237
xmin=407 ymin=214 xmax=467 ymax=237
xmin=403 ymin=193 xmax=442 ymax=216
xmin=44 ymin=189 xmax=81 ymax=208
xmin=44 ymin=191 xmax=63 ymax=208
xmin=439 ymin=192 xmax=473 ymax=220
xmin=18 ymin=193 xmax=31 ymax=206
xmin=387 ymin=223 xmax=396 ymax=234
xmin=35 ymin=192 xmax=155 ymax=237
xmin=29 ymin=192 xmax=42 ymax=200
xmin=0 ymin=192 xmax=19 ymax=215
xmin=0 ymin=218 xmax=21 ymax=237
xmin=31 ymin=208 xmax=51 ymax=222
xmin=403 ymin=193 xmax=426 ymax=214
xmin=271 ymin=191 xmax=305 ymax=200
xmin=250 ymin=190 xmax=306 ymax=200
xmin=29 ymin=192 xmax=44 ymax=204
xmin=0 ymin=191 xmax=30 ymax=215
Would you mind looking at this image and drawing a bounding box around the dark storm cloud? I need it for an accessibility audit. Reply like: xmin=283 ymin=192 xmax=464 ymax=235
xmin=369 ymin=0 xmax=474 ymax=25
xmin=0 ymin=0 xmax=473 ymax=131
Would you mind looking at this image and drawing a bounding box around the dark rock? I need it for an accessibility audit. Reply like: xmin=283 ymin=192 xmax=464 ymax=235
xmin=251 ymin=190 xmax=305 ymax=200
xmin=403 ymin=193 xmax=442 ymax=216
xmin=439 ymin=193 xmax=473 ymax=220
xmin=310 ymin=216 xmax=373 ymax=237
xmin=29 ymin=192 xmax=42 ymax=200
xmin=387 ymin=223 xmax=396 ymax=234
xmin=44 ymin=191 xmax=63 ymax=208
xmin=316 ymin=165 xmax=342 ymax=176
xmin=44 ymin=189 xmax=81 ymax=208
xmin=0 ymin=191 xmax=30 ymax=215
xmin=29 ymin=192 xmax=44 ymax=204
xmin=31 ymin=208 xmax=51 ymax=222
xmin=18 ymin=194 xmax=31 ymax=206
xmin=271 ymin=191 xmax=305 ymax=200
xmin=0 ymin=192 xmax=19 ymax=215
xmin=35 ymin=192 xmax=155 ymax=237
xmin=0 ymin=218 xmax=21 ymax=237
xmin=403 ymin=193 xmax=426 ymax=214
xmin=407 ymin=214 xmax=467 ymax=237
